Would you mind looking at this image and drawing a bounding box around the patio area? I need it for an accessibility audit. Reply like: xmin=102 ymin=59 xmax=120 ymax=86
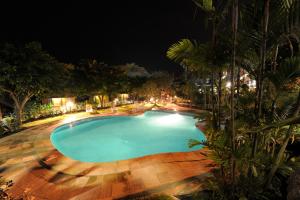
xmin=0 ymin=104 xmax=214 ymax=200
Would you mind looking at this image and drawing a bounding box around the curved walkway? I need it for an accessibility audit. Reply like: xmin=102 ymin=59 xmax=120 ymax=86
xmin=0 ymin=104 xmax=214 ymax=200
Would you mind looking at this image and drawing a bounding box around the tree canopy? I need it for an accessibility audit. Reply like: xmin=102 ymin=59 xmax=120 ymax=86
xmin=0 ymin=42 xmax=65 ymax=126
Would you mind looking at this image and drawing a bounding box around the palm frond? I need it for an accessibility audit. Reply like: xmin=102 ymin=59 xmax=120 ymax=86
xmin=188 ymin=139 xmax=206 ymax=148
xmin=192 ymin=0 xmax=215 ymax=12
xmin=237 ymin=49 xmax=260 ymax=78
xmin=166 ymin=39 xmax=198 ymax=63
xmin=267 ymin=56 xmax=300 ymax=90
xmin=167 ymin=39 xmax=211 ymax=71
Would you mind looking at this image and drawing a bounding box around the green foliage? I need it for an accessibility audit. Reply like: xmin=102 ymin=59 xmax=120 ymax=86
xmin=193 ymin=0 xmax=214 ymax=12
xmin=267 ymin=56 xmax=300 ymax=91
xmin=166 ymin=39 xmax=211 ymax=72
xmin=71 ymin=59 xmax=129 ymax=99
xmin=0 ymin=42 xmax=65 ymax=97
xmin=23 ymin=102 xmax=59 ymax=120
xmin=189 ymin=91 xmax=300 ymax=199
xmin=0 ymin=42 xmax=66 ymax=127
xmin=182 ymin=81 xmax=198 ymax=100
xmin=0 ymin=115 xmax=16 ymax=134
xmin=135 ymin=72 xmax=174 ymax=100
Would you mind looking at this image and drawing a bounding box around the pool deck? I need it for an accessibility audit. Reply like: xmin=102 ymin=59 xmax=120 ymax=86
xmin=0 ymin=104 xmax=214 ymax=200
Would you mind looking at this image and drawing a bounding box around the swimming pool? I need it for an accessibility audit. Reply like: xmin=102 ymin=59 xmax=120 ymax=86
xmin=50 ymin=111 xmax=206 ymax=162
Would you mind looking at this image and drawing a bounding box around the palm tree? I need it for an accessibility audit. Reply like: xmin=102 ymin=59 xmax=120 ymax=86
xmin=167 ymin=0 xmax=300 ymax=198
xmin=264 ymin=56 xmax=300 ymax=187
xmin=167 ymin=39 xmax=219 ymax=128
xmin=233 ymin=0 xmax=300 ymax=162
xmin=268 ymin=56 xmax=300 ymax=119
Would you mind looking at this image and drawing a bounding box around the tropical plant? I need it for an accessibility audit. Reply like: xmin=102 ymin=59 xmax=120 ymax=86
xmin=167 ymin=0 xmax=300 ymax=199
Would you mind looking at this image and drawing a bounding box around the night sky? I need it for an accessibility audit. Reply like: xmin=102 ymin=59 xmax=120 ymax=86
xmin=0 ymin=1 xmax=210 ymax=73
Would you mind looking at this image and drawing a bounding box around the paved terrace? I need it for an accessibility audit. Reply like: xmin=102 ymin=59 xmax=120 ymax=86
xmin=0 ymin=104 xmax=214 ymax=200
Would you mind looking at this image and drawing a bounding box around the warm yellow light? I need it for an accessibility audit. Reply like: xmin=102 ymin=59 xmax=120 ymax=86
xmin=226 ymin=82 xmax=231 ymax=88
xmin=52 ymin=98 xmax=63 ymax=106
xmin=60 ymin=106 xmax=67 ymax=113
xmin=63 ymin=115 xmax=77 ymax=123
xmin=120 ymin=93 xmax=128 ymax=99
xmin=85 ymin=104 xmax=93 ymax=112
xmin=66 ymin=101 xmax=74 ymax=109
xmin=248 ymin=80 xmax=256 ymax=88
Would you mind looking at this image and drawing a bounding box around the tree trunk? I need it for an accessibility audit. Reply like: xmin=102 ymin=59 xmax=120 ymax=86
xmin=15 ymin=105 xmax=23 ymax=127
xmin=231 ymin=0 xmax=238 ymax=146
xmin=236 ymin=65 xmax=240 ymax=107
xmin=10 ymin=93 xmax=32 ymax=128
xmin=0 ymin=88 xmax=32 ymax=128
xmin=211 ymin=73 xmax=217 ymax=129
xmin=296 ymin=0 xmax=299 ymax=27
xmin=99 ymin=95 xmax=105 ymax=108
xmin=265 ymin=91 xmax=300 ymax=188
xmin=271 ymin=95 xmax=279 ymax=121
xmin=207 ymin=86 xmax=210 ymax=109
xmin=230 ymin=0 xmax=238 ymax=185
xmin=102 ymin=95 xmax=105 ymax=107
xmin=253 ymin=0 xmax=270 ymax=158
xmin=271 ymin=44 xmax=279 ymax=72
xmin=257 ymin=0 xmax=270 ymax=121
xmin=218 ymin=70 xmax=222 ymax=129
xmin=204 ymin=86 xmax=207 ymax=109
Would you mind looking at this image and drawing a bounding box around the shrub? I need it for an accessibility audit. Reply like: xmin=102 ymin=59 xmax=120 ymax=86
xmin=0 ymin=115 xmax=16 ymax=134
xmin=75 ymin=102 xmax=86 ymax=111
xmin=24 ymin=102 xmax=58 ymax=120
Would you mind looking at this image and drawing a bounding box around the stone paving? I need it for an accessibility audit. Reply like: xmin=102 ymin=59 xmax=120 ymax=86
xmin=0 ymin=105 xmax=214 ymax=200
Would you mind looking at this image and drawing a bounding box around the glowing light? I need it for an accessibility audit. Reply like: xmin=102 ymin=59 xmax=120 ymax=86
xmin=154 ymin=113 xmax=183 ymax=126
xmin=66 ymin=101 xmax=74 ymax=110
xmin=52 ymin=98 xmax=63 ymax=106
xmin=240 ymin=74 xmax=248 ymax=80
xmin=226 ymin=82 xmax=231 ymax=89
xmin=248 ymin=80 xmax=256 ymax=88
xmin=63 ymin=115 xmax=77 ymax=123
xmin=86 ymin=104 xmax=93 ymax=112
xmin=60 ymin=106 xmax=67 ymax=113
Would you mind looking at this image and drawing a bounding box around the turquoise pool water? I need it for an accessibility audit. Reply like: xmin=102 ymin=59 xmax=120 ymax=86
xmin=50 ymin=111 xmax=206 ymax=162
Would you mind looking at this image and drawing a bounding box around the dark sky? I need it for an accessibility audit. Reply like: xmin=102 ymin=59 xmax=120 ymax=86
xmin=0 ymin=1 xmax=210 ymax=73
